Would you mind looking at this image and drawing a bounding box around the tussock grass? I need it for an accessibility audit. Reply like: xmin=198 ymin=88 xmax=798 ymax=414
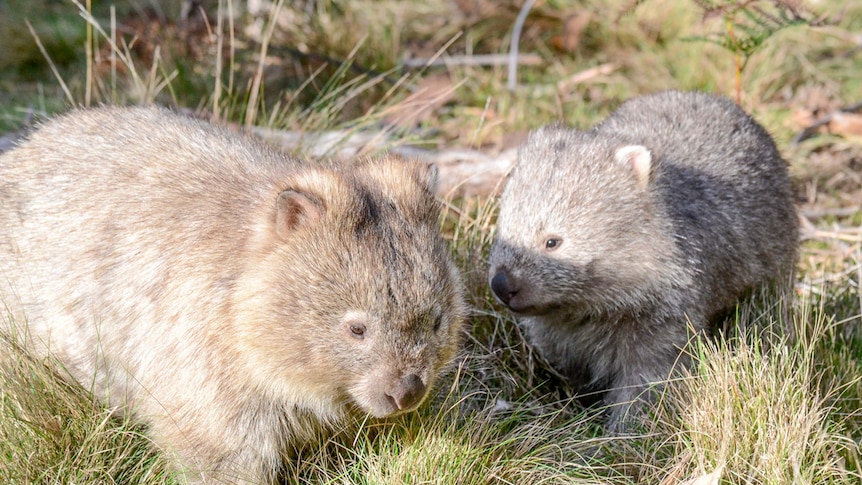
xmin=649 ymin=312 xmax=856 ymax=483
xmin=0 ymin=329 xmax=175 ymax=484
xmin=282 ymin=367 xmax=608 ymax=484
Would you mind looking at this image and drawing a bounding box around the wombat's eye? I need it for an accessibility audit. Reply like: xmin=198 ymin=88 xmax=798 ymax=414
xmin=348 ymin=323 xmax=366 ymax=339
xmin=544 ymin=237 xmax=562 ymax=251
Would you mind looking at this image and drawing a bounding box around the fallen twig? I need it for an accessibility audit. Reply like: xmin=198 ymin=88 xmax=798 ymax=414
xmin=403 ymin=53 xmax=542 ymax=69
xmin=792 ymin=101 xmax=862 ymax=144
xmin=557 ymin=63 xmax=617 ymax=92
xmin=250 ymin=126 xmax=515 ymax=198
xmin=801 ymin=206 xmax=862 ymax=221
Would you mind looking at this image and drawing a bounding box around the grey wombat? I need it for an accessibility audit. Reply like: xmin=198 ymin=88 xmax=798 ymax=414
xmin=488 ymin=90 xmax=798 ymax=430
xmin=0 ymin=107 xmax=466 ymax=483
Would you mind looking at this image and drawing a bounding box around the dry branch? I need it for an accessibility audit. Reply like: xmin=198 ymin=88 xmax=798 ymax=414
xmin=792 ymin=101 xmax=862 ymax=144
xmin=251 ymin=126 xmax=515 ymax=198
xmin=402 ymin=53 xmax=542 ymax=68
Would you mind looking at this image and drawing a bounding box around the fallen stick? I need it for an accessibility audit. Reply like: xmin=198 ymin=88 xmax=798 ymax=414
xmin=250 ymin=126 xmax=515 ymax=198
xmin=792 ymin=101 xmax=862 ymax=144
xmin=403 ymin=53 xmax=542 ymax=68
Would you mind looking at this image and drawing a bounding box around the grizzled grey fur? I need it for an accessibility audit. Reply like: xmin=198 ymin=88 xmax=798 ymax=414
xmin=488 ymin=90 xmax=798 ymax=430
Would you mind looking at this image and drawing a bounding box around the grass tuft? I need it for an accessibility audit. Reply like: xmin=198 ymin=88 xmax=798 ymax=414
xmin=0 ymin=326 xmax=177 ymax=484
xmin=652 ymin=312 xmax=857 ymax=483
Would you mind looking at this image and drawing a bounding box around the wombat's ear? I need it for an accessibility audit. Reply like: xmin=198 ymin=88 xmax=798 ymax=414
xmin=275 ymin=190 xmax=323 ymax=239
xmin=614 ymin=145 xmax=652 ymax=190
xmin=415 ymin=161 xmax=439 ymax=194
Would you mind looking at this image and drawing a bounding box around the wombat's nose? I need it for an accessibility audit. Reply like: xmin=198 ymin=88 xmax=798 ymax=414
xmin=490 ymin=271 xmax=518 ymax=306
xmin=387 ymin=374 xmax=426 ymax=411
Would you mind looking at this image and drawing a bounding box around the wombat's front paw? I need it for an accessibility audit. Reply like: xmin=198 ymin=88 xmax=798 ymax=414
xmin=602 ymin=387 xmax=653 ymax=435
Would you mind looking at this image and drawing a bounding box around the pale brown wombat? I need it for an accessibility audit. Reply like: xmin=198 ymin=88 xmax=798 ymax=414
xmin=488 ymin=90 xmax=798 ymax=430
xmin=0 ymin=107 xmax=466 ymax=483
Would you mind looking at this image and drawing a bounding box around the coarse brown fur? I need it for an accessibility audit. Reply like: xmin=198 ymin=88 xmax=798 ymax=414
xmin=0 ymin=106 xmax=467 ymax=483
xmin=488 ymin=90 xmax=798 ymax=431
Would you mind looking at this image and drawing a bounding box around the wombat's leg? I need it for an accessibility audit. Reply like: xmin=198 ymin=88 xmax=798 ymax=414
xmin=174 ymin=447 xmax=273 ymax=485
xmin=602 ymin=382 xmax=654 ymax=434
xmin=151 ymin=412 xmax=278 ymax=485
xmin=603 ymin=344 xmax=687 ymax=434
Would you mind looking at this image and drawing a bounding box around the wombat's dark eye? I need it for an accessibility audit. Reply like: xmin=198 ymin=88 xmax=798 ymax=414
xmin=348 ymin=323 xmax=366 ymax=339
xmin=544 ymin=237 xmax=562 ymax=251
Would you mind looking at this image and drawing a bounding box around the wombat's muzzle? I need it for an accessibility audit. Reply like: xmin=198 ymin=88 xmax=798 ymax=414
xmin=490 ymin=270 xmax=520 ymax=309
xmin=386 ymin=373 xmax=426 ymax=412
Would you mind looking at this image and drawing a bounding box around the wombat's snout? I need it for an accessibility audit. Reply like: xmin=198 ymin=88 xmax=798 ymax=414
xmin=490 ymin=270 xmax=520 ymax=308
xmin=386 ymin=374 xmax=426 ymax=411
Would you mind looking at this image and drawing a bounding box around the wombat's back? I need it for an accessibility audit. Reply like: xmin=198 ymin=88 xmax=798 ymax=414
xmin=599 ymin=91 xmax=798 ymax=307
xmin=0 ymin=108 xmax=280 ymax=389
xmin=597 ymin=91 xmax=790 ymax=188
xmin=0 ymin=106 xmax=283 ymax=262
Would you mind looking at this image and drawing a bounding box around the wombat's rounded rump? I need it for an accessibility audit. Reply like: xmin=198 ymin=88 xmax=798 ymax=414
xmin=0 ymin=107 xmax=466 ymax=483
xmin=488 ymin=90 xmax=798 ymax=430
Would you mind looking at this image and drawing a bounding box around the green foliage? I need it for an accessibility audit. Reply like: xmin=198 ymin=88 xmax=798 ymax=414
xmin=690 ymin=0 xmax=822 ymax=60
xmin=0 ymin=1 xmax=84 ymax=80
xmin=684 ymin=0 xmax=829 ymax=101
xmin=0 ymin=333 xmax=177 ymax=483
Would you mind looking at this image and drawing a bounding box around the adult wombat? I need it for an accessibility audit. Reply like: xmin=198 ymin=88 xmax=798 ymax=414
xmin=488 ymin=90 xmax=798 ymax=430
xmin=0 ymin=107 xmax=466 ymax=483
